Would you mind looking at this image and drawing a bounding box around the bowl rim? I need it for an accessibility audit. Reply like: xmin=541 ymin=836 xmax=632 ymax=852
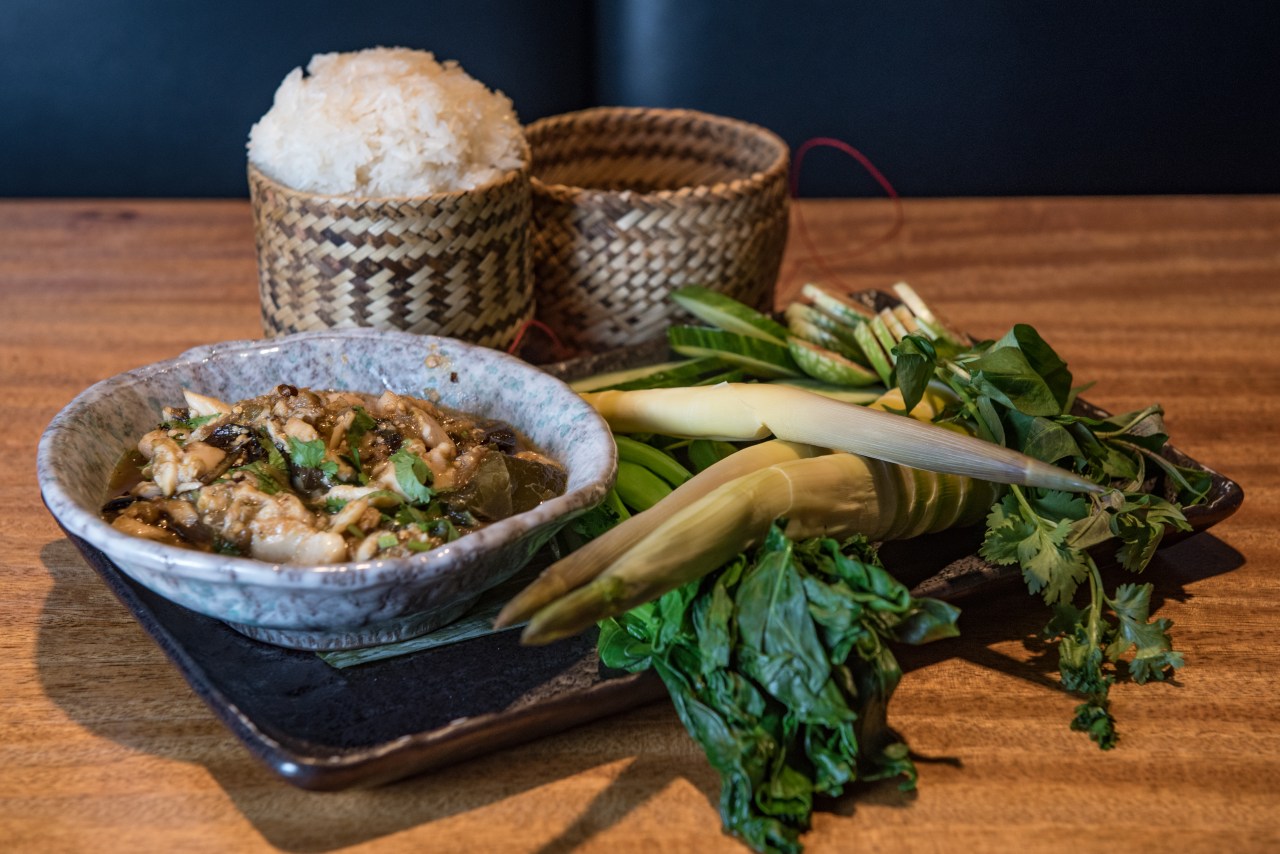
xmin=37 ymin=328 xmax=616 ymax=588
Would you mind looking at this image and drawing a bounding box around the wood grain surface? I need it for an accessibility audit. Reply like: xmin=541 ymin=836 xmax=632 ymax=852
xmin=3 ymin=197 xmax=1278 ymax=852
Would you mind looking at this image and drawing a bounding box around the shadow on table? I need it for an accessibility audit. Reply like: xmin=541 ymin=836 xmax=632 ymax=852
xmin=34 ymin=531 xmax=1244 ymax=851
xmin=32 ymin=537 xmax=661 ymax=850
xmin=894 ymin=532 xmax=1246 ymax=685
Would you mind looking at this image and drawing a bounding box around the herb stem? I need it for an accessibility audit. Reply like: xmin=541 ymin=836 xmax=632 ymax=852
xmin=1110 ymin=438 xmax=1205 ymax=499
xmin=1010 ymin=483 xmax=1035 ymax=518
xmin=1093 ymin=404 xmax=1163 ymax=439
xmin=1085 ymin=556 xmax=1105 ymax=650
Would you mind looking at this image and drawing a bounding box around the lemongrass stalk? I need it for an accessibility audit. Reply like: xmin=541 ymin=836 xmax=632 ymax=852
xmin=521 ymin=453 xmax=995 ymax=644
xmin=495 ymin=439 xmax=826 ymax=628
xmin=891 ymin=282 xmax=967 ymax=346
xmin=891 ymin=282 xmax=938 ymax=327
xmin=581 ymin=383 xmax=1102 ymax=493
xmin=879 ymin=307 xmax=911 ymax=343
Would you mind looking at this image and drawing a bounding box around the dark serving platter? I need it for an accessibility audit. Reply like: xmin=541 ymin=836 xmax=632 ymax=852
xmin=59 ymin=313 xmax=1243 ymax=791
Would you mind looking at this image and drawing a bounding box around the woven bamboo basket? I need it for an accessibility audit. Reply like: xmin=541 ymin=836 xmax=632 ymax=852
xmin=249 ymin=161 xmax=533 ymax=349
xmin=526 ymin=107 xmax=790 ymax=353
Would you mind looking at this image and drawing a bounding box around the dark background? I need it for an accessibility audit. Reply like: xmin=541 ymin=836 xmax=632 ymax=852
xmin=3 ymin=0 xmax=1278 ymax=198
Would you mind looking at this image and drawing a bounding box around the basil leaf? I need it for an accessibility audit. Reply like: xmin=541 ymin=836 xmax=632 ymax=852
xmin=891 ymin=334 xmax=936 ymax=414
xmin=599 ymin=522 xmax=957 ymax=849
xmin=996 ymin=324 xmax=1074 ymax=411
xmin=965 ymin=345 xmax=1064 ymax=416
xmin=1005 ymin=410 xmax=1082 ymax=464
xmin=598 ymin=617 xmax=654 ymax=671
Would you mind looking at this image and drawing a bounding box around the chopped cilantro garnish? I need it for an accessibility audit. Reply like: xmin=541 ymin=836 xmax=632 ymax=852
xmin=390 ymin=448 xmax=434 ymax=505
xmin=344 ymin=406 xmax=377 ymax=475
xmin=162 ymin=412 xmax=220 ymax=433
xmin=287 ymin=436 xmax=338 ymax=478
xmin=428 ymin=518 xmax=461 ymax=543
xmin=183 ymin=413 xmax=220 ymax=431
xmin=256 ymin=430 xmax=287 ymax=470
xmin=395 ymin=503 xmax=429 ymax=529
xmin=235 ymin=461 xmax=286 ymax=494
xmin=212 ymin=537 xmax=242 ymax=556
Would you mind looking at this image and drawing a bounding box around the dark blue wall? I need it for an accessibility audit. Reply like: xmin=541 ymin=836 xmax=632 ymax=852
xmin=0 ymin=0 xmax=595 ymax=197
xmin=3 ymin=1 xmax=1277 ymax=197
xmin=597 ymin=1 xmax=1280 ymax=197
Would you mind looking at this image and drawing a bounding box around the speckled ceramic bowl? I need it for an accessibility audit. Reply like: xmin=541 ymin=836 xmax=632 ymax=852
xmin=37 ymin=330 xmax=616 ymax=650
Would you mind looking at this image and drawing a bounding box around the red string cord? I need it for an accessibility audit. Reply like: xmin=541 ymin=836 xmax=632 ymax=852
xmin=782 ymin=137 xmax=905 ymax=292
xmin=506 ymin=316 xmax=569 ymax=359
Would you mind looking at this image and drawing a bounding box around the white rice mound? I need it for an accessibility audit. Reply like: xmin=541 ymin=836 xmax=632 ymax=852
xmin=248 ymin=47 xmax=526 ymax=197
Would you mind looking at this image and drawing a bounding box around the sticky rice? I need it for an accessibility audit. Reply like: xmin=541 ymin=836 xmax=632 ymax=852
xmin=248 ymin=47 xmax=525 ymax=197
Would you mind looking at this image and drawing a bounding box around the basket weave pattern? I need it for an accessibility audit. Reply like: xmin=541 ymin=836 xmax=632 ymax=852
xmin=249 ymin=164 xmax=532 ymax=349
xmin=527 ymin=108 xmax=790 ymax=352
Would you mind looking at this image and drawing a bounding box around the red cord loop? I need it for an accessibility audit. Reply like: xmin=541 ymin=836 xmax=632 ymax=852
xmin=510 ymin=138 xmax=899 ymax=358
xmin=783 ymin=137 xmax=905 ymax=292
xmin=506 ymin=316 xmax=569 ymax=360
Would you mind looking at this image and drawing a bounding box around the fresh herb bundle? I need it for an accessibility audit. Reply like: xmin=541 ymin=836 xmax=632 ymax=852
xmin=600 ymin=523 xmax=959 ymax=854
xmin=892 ymin=324 xmax=1209 ymax=748
xmin=526 ymin=287 xmax=1213 ymax=850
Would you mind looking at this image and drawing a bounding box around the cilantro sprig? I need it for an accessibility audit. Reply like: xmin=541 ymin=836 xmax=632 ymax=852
xmin=343 ymin=406 xmax=377 ymax=479
xmin=171 ymin=412 xmax=220 ymax=432
xmin=228 ymin=430 xmax=290 ymax=494
xmin=390 ymin=448 xmax=435 ymax=506
xmin=287 ymin=436 xmax=339 ymax=479
xmin=893 ymin=323 xmax=1201 ymax=748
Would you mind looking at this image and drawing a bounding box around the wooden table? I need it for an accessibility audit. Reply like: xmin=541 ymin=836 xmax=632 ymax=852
xmin=3 ymin=197 xmax=1278 ymax=852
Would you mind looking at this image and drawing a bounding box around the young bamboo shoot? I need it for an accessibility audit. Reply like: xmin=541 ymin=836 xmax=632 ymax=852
xmin=501 ymin=386 xmax=952 ymax=629
xmin=521 ymin=453 xmax=999 ymax=644
xmin=581 ymin=383 xmax=1101 ymax=493
xmin=495 ymin=439 xmax=827 ymax=628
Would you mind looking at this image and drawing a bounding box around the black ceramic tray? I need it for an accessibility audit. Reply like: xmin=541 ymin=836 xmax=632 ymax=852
xmin=63 ymin=530 xmax=667 ymax=790
xmin=60 ymin=320 xmax=1244 ymax=791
